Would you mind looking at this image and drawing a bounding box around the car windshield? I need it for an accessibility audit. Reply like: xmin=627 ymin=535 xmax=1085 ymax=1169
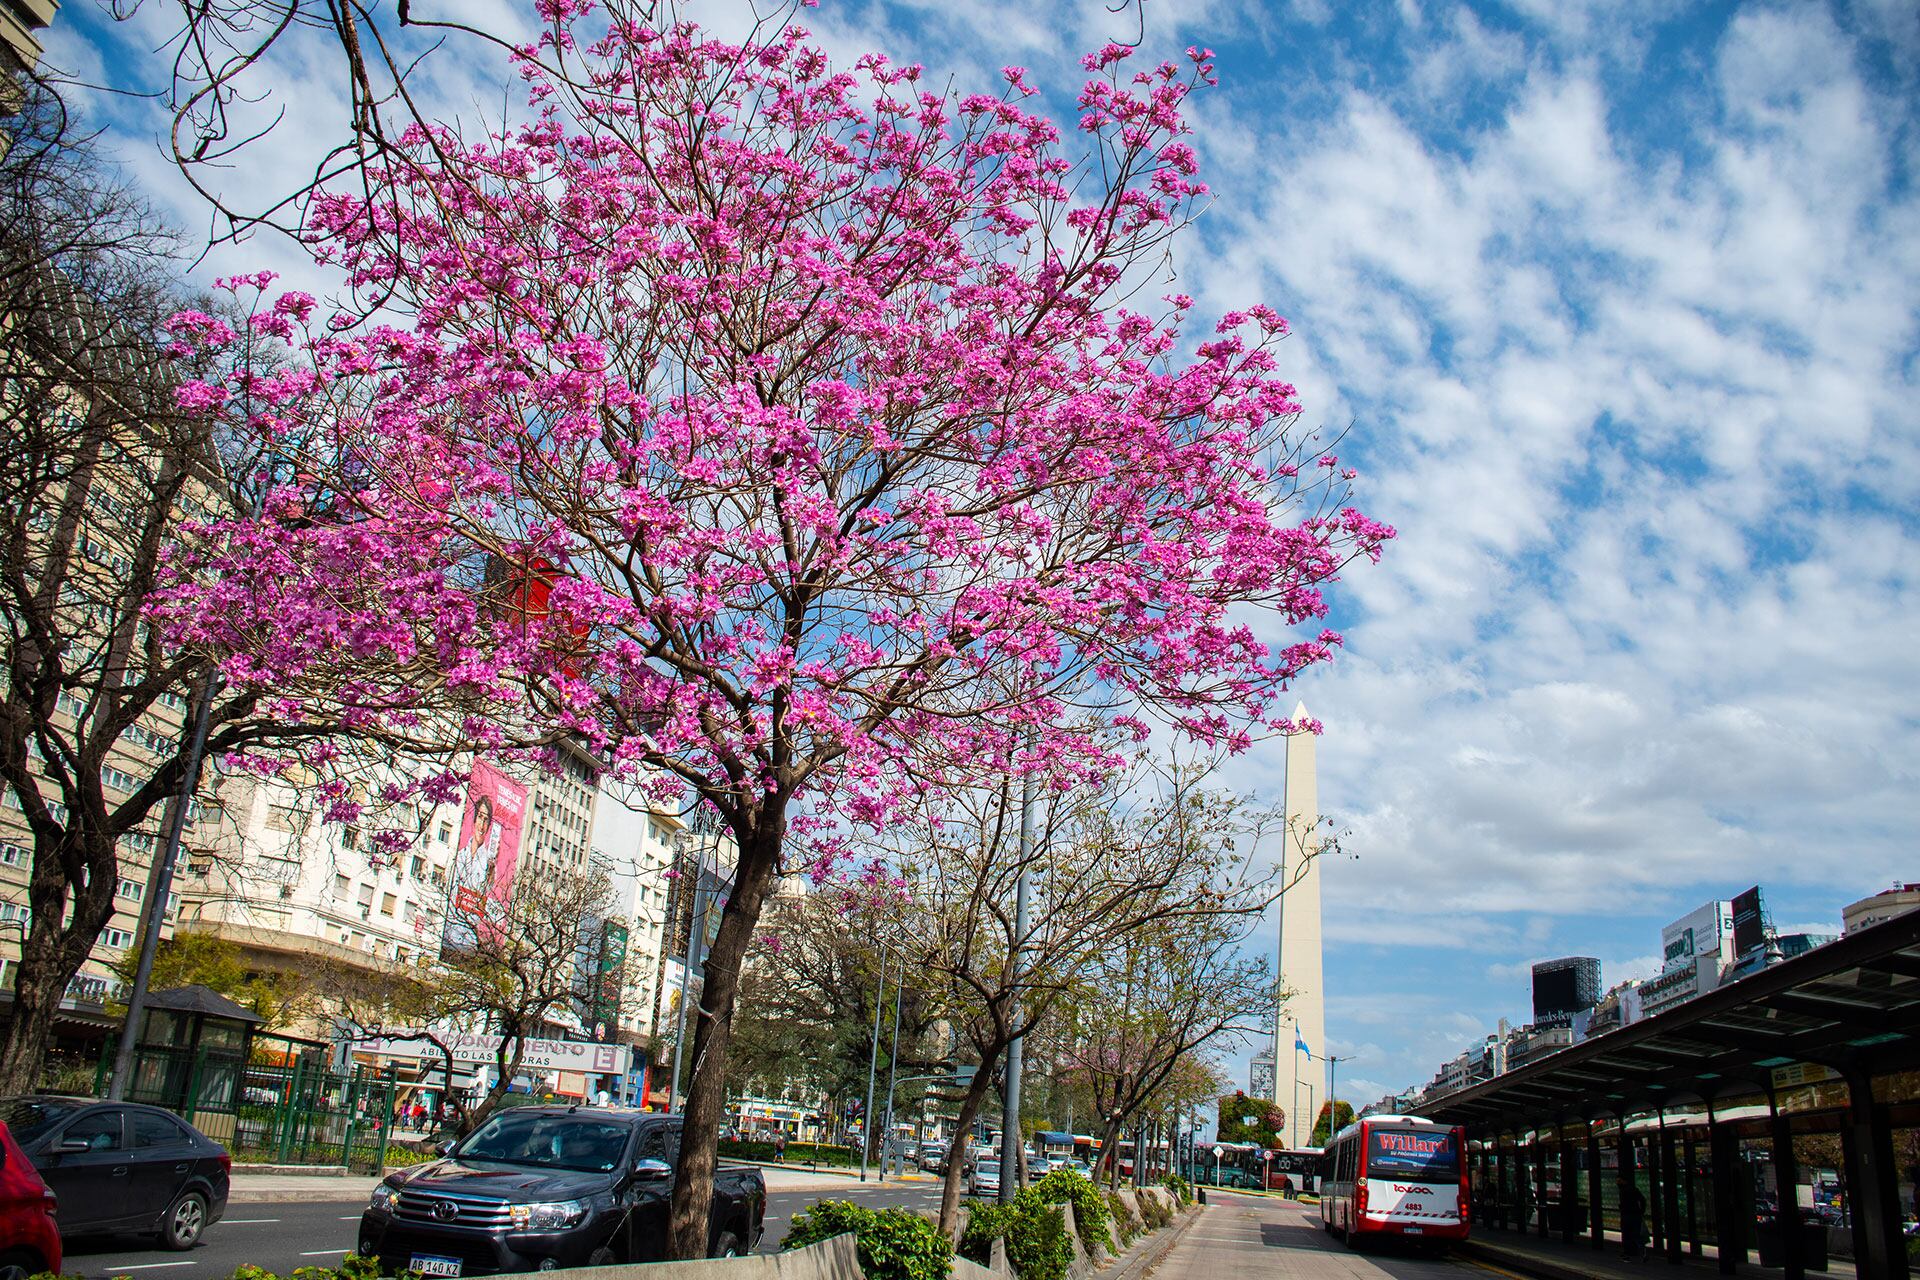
xmin=454 ymin=1113 xmax=631 ymax=1172
xmin=2 ymin=1098 xmax=82 ymax=1146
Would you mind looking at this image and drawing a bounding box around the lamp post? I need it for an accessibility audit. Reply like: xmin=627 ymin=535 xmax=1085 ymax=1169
xmin=859 ymin=947 xmax=890 ymax=1182
xmin=997 ymin=767 xmax=1035 ymax=1204
xmin=667 ymin=822 xmax=715 ymax=1114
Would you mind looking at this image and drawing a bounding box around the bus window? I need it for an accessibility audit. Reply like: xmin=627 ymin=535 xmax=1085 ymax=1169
xmin=1367 ymin=1127 xmax=1459 ymax=1181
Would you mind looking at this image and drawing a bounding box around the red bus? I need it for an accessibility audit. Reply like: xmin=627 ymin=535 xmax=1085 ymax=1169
xmin=1319 ymin=1115 xmax=1468 ymax=1249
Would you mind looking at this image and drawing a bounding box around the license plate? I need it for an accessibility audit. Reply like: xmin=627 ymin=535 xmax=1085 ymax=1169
xmin=411 ymin=1255 xmax=463 ymax=1276
xmin=1403 ymin=1226 xmax=1424 ymax=1235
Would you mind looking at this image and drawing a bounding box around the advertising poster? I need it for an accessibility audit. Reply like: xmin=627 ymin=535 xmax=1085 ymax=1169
xmin=441 ymin=760 xmax=528 ymax=956
xmin=1730 ymin=885 xmax=1766 ymax=958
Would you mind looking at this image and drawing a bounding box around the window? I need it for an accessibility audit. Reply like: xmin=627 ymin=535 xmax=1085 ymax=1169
xmin=411 ymin=856 xmax=427 ymax=880
xmin=132 ymin=1111 xmax=190 ymax=1149
xmin=438 ymin=823 xmax=452 ymax=845
xmin=102 ymin=927 xmax=134 ymax=949
xmin=0 ymin=842 xmax=26 ymax=867
xmin=266 ymin=805 xmax=297 ymax=832
xmin=101 ymin=765 xmax=142 ymax=793
xmin=379 ymin=892 xmax=396 ymax=916
xmin=116 ymin=879 xmax=144 ymax=902
xmin=0 ymin=903 xmax=30 ymax=926
xmin=62 ymin=1109 xmax=125 ymax=1152
xmin=357 ymin=884 xmax=375 ymax=908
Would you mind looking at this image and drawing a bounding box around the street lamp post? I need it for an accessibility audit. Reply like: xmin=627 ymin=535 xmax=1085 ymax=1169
xmin=666 ymin=827 xmax=713 ymax=1114
xmin=860 ymin=947 xmax=890 ymax=1182
xmin=997 ymin=768 xmax=1035 ymax=1204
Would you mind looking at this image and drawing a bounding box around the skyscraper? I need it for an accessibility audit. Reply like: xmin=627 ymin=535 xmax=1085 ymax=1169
xmin=1271 ymin=703 xmax=1325 ymax=1151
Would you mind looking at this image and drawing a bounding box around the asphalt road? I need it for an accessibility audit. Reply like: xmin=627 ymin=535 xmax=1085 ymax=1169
xmin=57 ymin=1182 xmax=954 ymax=1277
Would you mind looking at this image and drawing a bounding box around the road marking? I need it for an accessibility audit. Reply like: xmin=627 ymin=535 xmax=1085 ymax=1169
xmin=221 ymin=1218 xmax=282 ymax=1224
xmin=1460 ymin=1260 xmax=1531 ymax=1279
xmin=300 ymin=1250 xmax=351 ymax=1257
xmin=111 ymin=1263 xmax=197 ymax=1271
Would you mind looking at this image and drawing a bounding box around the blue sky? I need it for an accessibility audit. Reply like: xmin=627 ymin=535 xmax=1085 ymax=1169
xmin=48 ymin=0 xmax=1920 ymax=1114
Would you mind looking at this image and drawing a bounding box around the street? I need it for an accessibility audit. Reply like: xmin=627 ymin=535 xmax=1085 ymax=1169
xmin=54 ymin=1181 xmax=952 ymax=1277
xmin=1147 ymin=1190 xmax=1492 ymax=1279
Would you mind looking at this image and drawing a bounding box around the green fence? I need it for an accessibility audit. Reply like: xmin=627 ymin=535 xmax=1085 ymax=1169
xmin=97 ymin=1034 xmax=404 ymax=1172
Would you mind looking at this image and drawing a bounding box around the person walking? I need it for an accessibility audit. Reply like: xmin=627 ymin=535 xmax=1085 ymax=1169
xmin=774 ymin=1132 xmax=788 ymax=1163
xmin=1621 ymin=1178 xmax=1648 ymax=1261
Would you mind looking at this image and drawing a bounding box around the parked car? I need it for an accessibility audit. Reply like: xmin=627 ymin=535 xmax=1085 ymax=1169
xmin=0 ymin=1120 xmax=61 ymax=1280
xmin=0 ymin=1097 xmax=228 ymax=1250
xmin=359 ymin=1108 xmax=763 ymax=1274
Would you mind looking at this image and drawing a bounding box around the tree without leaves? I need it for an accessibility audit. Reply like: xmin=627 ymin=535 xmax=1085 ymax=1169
xmin=158 ymin=7 xmax=1393 ymax=1255
xmin=888 ymin=756 xmax=1292 ymax=1232
xmin=0 ymin=73 xmax=357 ymax=1092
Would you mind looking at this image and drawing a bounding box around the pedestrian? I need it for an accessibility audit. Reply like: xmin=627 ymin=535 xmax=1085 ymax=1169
xmin=775 ymin=1132 xmax=788 ymax=1163
xmin=1621 ymin=1179 xmax=1648 ymax=1261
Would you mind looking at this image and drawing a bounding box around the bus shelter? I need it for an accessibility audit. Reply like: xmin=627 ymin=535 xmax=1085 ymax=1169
xmin=1426 ymin=911 xmax=1920 ymax=1279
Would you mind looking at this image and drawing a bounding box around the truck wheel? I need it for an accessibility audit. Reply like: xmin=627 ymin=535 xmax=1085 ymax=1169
xmin=711 ymin=1232 xmax=743 ymax=1258
xmin=587 ymin=1246 xmax=618 ymax=1267
xmin=0 ymin=1249 xmax=47 ymax=1280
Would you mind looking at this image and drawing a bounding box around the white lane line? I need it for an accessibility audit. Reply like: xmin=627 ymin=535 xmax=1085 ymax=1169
xmin=109 ymin=1263 xmax=197 ymax=1271
xmin=220 ymin=1218 xmax=282 ymax=1224
xmin=300 ymin=1249 xmax=351 ymax=1257
xmin=339 ymin=1214 xmax=363 ymax=1220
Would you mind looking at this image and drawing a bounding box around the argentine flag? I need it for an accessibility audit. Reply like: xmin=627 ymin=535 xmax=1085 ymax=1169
xmin=1294 ymin=1028 xmax=1311 ymax=1056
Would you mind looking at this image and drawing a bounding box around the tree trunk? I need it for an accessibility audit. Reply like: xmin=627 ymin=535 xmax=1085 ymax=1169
xmin=937 ymin=1064 xmax=1001 ymax=1237
xmin=0 ymin=958 xmax=65 ymax=1094
xmin=666 ymin=826 xmax=779 ymax=1259
xmin=0 ymin=842 xmax=116 ymax=1095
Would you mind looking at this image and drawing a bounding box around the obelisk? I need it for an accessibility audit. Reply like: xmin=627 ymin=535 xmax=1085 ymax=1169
xmin=1272 ymin=702 xmax=1325 ymax=1150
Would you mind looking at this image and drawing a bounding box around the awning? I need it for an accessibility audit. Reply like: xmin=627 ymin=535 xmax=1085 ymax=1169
xmin=1424 ymin=909 xmax=1920 ymax=1129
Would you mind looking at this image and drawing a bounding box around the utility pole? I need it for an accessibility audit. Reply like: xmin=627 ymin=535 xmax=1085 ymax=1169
xmin=859 ymin=948 xmax=888 ymax=1181
xmin=881 ymin=963 xmax=904 ymax=1180
xmin=667 ymin=829 xmax=709 ymax=1113
xmin=108 ymin=669 xmax=217 ymax=1100
xmin=997 ymin=768 xmax=1035 ymax=1204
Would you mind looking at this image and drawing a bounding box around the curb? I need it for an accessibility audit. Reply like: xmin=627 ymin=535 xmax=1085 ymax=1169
xmin=1105 ymin=1205 xmax=1204 ymax=1280
xmin=232 ymin=1164 xmax=354 ymax=1176
xmin=230 ymin=1184 xmax=378 ymax=1205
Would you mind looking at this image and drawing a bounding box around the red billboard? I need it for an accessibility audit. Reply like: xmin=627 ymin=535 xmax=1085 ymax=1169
xmin=441 ymin=759 xmax=528 ymax=956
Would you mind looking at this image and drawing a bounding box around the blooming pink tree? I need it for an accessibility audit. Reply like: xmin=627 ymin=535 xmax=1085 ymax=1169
xmin=160 ymin=2 xmax=1392 ymax=1255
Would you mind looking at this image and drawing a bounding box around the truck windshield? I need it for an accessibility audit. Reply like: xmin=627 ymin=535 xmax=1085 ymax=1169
xmin=455 ymin=1113 xmax=631 ymax=1172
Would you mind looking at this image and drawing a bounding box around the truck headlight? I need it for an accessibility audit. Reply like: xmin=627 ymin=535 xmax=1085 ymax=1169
xmin=370 ymin=1183 xmax=401 ymax=1213
xmin=510 ymin=1200 xmax=588 ymax=1231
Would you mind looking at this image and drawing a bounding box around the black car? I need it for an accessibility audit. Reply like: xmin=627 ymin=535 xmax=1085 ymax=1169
xmin=0 ymin=1097 xmax=229 ymax=1250
xmin=358 ymin=1108 xmax=764 ymax=1275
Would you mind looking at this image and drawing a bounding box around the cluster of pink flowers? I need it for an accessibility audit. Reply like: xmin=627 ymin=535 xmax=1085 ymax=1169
xmin=156 ymin=4 xmax=1394 ymax=874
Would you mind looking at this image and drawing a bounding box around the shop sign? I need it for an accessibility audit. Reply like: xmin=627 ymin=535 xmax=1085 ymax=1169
xmin=1770 ymin=1062 xmax=1838 ymax=1089
xmin=353 ymin=1031 xmax=630 ymax=1075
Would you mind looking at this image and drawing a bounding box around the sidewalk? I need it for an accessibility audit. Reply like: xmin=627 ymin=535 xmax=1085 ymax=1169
xmin=1464 ymin=1222 xmax=1857 ymax=1280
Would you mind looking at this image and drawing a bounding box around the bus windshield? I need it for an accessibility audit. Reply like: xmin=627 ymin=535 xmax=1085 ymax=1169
xmin=1367 ymin=1127 xmax=1458 ymax=1181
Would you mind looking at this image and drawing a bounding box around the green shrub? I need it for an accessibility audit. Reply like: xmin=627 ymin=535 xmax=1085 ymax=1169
xmin=1105 ymin=1191 xmax=1141 ymax=1245
xmin=1033 ymin=1167 xmax=1112 ymax=1253
xmin=1139 ymin=1194 xmax=1171 ymax=1229
xmin=28 ymin=1257 xmax=415 ymax=1280
xmin=718 ymin=1138 xmax=858 ymax=1167
xmin=961 ymin=1190 xmax=1073 ymax=1280
xmin=1161 ymin=1174 xmax=1193 ymax=1206
xmin=781 ymin=1199 xmax=952 ymax=1280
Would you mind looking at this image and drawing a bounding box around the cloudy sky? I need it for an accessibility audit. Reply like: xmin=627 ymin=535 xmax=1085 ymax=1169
xmin=47 ymin=0 xmax=1919 ymax=1113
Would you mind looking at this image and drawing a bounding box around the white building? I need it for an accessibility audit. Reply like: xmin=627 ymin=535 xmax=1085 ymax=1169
xmin=1270 ymin=703 xmax=1326 ymax=1151
xmin=1843 ymin=884 xmax=1920 ymax=935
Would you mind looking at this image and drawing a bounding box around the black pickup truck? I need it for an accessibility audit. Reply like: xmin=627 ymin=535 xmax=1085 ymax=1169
xmin=357 ymin=1108 xmax=764 ymax=1274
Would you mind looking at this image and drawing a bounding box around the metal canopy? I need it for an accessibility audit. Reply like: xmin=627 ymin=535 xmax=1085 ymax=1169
xmin=1425 ymin=911 xmax=1920 ymax=1129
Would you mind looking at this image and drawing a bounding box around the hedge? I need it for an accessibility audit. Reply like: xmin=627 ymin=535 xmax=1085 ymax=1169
xmin=1032 ymin=1168 xmax=1112 ymax=1254
xmin=718 ymin=1138 xmax=857 ymax=1167
xmin=781 ymin=1200 xmax=952 ymax=1280
xmin=961 ymin=1189 xmax=1073 ymax=1280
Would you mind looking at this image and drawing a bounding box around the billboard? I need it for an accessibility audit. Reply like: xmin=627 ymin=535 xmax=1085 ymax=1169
xmin=1660 ymin=901 xmax=1731 ymax=974
xmin=1730 ymin=885 xmax=1766 ymax=958
xmin=441 ymin=760 xmax=528 ymax=955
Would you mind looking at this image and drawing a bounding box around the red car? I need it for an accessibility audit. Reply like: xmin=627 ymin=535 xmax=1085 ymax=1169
xmin=0 ymin=1119 xmax=60 ymax=1280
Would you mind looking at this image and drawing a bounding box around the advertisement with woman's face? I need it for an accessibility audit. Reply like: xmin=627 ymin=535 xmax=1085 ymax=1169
xmin=441 ymin=760 xmax=528 ymax=956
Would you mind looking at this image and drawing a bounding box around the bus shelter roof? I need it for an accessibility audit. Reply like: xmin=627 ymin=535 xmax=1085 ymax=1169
xmin=1423 ymin=909 xmax=1920 ymax=1129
